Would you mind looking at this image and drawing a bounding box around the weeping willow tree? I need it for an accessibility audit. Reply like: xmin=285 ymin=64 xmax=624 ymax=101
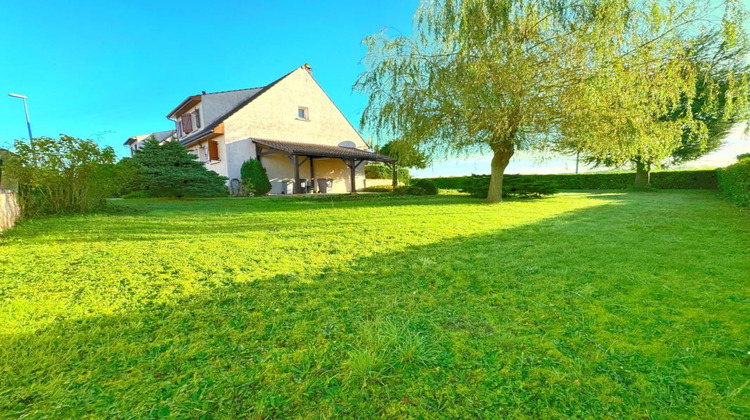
xmin=356 ymin=0 xmax=746 ymax=201
xmin=559 ymin=2 xmax=749 ymax=187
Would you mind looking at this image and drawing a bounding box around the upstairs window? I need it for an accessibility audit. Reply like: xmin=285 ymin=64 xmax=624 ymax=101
xmin=194 ymin=109 xmax=201 ymax=129
xmin=297 ymin=106 xmax=309 ymax=120
xmin=181 ymin=113 xmax=193 ymax=134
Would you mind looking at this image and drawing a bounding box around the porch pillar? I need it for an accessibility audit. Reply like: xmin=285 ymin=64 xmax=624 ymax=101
xmin=293 ymin=154 xmax=300 ymax=194
xmin=350 ymin=159 xmax=357 ymax=193
xmin=309 ymin=157 xmax=316 ymax=193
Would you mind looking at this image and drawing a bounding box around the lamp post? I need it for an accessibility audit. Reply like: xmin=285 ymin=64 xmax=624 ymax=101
xmin=8 ymin=93 xmax=33 ymax=140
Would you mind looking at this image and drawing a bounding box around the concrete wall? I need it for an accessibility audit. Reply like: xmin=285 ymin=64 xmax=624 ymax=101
xmin=0 ymin=192 xmax=20 ymax=232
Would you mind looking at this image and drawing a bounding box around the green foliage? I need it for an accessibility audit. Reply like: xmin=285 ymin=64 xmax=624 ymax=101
xmin=461 ymin=175 xmax=557 ymax=198
xmin=132 ymin=139 xmax=228 ymax=198
xmin=364 ymin=163 xmax=410 ymax=184
xmin=0 ymin=191 xmax=747 ymax=417
xmin=717 ymin=159 xmax=750 ymax=207
xmin=376 ymin=140 xmax=429 ymax=169
xmin=4 ymin=135 xmax=116 ymax=216
xmin=364 ymin=163 xmax=391 ymax=179
xmin=122 ymin=190 xmax=149 ymax=199
xmin=106 ymin=157 xmax=143 ymax=198
xmin=240 ymin=159 xmax=272 ymax=197
xmin=395 ymin=179 xmax=438 ymax=196
xmin=362 ymin=185 xmax=394 ymax=192
xmin=356 ymin=0 xmax=738 ymax=200
xmin=737 ymin=153 xmax=750 ymax=161
xmin=425 ymin=170 xmax=719 ymax=191
xmin=566 ymin=30 xmax=750 ymax=178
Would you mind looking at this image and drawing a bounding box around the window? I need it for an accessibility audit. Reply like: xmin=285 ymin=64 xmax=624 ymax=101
xmin=194 ymin=109 xmax=201 ymax=129
xmin=181 ymin=113 xmax=193 ymax=134
xmin=208 ymin=140 xmax=219 ymax=161
xmin=297 ymin=106 xmax=309 ymax=120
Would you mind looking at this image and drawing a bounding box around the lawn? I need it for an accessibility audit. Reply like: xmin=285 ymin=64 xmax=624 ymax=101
xmin=0 ymin=190 xmax=748 ymax=418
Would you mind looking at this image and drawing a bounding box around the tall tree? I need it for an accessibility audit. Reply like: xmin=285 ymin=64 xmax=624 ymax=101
xmin=376 ymin=140 xmax=430 ymax=169
xmin=563 ymin=26 xmax=750 ymax=186
xmin=356 ymin=0 xmax=741 ymax=201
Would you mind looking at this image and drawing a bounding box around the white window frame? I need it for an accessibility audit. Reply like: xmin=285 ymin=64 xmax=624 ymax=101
xmin=297 ymin=106 xmax=309 ymax=121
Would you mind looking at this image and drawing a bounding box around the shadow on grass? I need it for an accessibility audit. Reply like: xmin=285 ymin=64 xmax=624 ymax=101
xmin=1 ymin=191 xmax=747 ymax=418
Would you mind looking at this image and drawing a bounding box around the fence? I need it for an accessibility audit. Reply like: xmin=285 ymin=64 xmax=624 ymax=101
xmin=0 ymin=191 xmax=20 ymax=232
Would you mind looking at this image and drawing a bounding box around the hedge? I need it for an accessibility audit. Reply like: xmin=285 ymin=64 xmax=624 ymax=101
xmin=717 ymin=159 xmax=750 ymax=207
xmin=420 ymin=170 xmax=719 ymax=190
xmin=364 ymin=163 xmax=411 ymax=183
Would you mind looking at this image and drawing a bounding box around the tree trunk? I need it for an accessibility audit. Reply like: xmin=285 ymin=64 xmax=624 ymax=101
xmin=634 ymin=160 xmax=651 ymax=188
xmin=487 ymin=142 xmax=515 ymax=203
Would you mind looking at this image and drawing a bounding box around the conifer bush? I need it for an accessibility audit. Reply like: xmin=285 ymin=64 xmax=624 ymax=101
xmin=240 ymin=159 xmax=272 ymax=197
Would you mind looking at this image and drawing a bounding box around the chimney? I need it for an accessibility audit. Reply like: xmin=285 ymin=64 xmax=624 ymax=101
xmin=303 ymin=63 xmax=312 ymax=75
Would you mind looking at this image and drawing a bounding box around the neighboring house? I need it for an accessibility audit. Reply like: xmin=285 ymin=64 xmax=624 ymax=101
xmin=127 ymin=64 xmax=392 ymax=194
xmin=124 ymin=130 xmax=176 ymax=156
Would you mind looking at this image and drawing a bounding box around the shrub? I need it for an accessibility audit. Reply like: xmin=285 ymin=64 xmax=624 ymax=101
xmin=422 ymin=169 xmax=719 ymax=191
xmin=718 ymin=159 xmax=750 ymax=207
xmin=737 ymin=153 xmax=750 ymax=161
xmin=240 ymin=159 xmax=272 ymax=197
xmin=132 ymin=139 xmax=228 ymax=198
xmin=4 ymin=135 xmax=116 ymax=216
xmin=365 ymin=163 xmax=391 ymax=179
xmin=362 ymin=185 xmax=394 ymax=192
xmin=364 ymin=163 xmax=411 ymax=184
xmin=107 ymin=157 xmax=143 ymax=198
xmin=395 ymin=179 xmax=438 ymax=195
xmin=461 ymin=175 xmax=557 ymax=198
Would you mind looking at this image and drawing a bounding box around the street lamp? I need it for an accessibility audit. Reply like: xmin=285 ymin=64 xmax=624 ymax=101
xmin=8 ymin=93 xmax=33 ymax=140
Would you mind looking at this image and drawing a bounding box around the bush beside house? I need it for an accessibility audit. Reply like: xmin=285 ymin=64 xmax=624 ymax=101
xmin=240 ymin=159 xmax=272 ymax=197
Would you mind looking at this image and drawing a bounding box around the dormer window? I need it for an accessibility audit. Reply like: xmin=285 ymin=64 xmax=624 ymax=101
xmin=194 ymin=109 xmax=201 ymax=129
xmin=297 ymin=106 xmax=309 ymax=121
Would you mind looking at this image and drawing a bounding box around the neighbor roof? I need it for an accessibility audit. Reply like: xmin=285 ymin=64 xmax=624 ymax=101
xmin=124 ymin=130 xmax=176 ymax=146
xmin=253 ymin=138 xmax=393 ymax=162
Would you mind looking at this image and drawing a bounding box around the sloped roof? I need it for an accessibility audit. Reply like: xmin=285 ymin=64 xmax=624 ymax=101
xmin=178 ymin=70 xmax=296 ymax=146
xmin=124 ymin=130 xmax=176 ymax=146
xmin=253 ymin=138 xmax=393 ymax=162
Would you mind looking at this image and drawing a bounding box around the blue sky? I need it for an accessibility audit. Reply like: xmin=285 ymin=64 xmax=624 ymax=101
xmin=0 ymin=1 xmax=418 ymax=153
xmin=1 ymin=0 xmax=747 ymax=176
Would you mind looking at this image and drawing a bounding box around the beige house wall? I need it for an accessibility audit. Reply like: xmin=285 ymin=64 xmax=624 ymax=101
xmin=219 ymin=67 xmax=369 ymax=193
xmin=188 ymin=135 xmax=229 ymax=179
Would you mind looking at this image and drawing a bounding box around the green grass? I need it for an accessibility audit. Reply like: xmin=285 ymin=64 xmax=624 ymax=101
xmin=0 ymin=191 xmax=748 ymax=418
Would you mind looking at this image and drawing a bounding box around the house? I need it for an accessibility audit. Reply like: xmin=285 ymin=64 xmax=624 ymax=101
xmin=127 ymin=64 xmax=392 ymax=194
xmin=124 ymin=130 xmax=176 ymax=156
